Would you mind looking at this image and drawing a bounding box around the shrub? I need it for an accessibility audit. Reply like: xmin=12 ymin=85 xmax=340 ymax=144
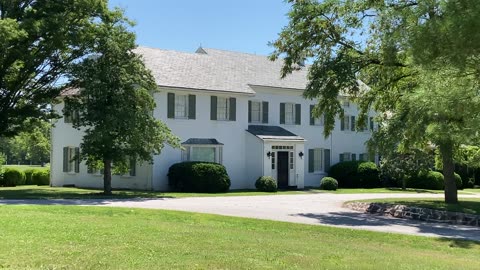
xmin=406 ymin=171 xmax=444 ymax=190
xmin=329 ymin=161 xmax=380 ymax=188
xmin=168 ymin=162 xmax=230 ymax=193
xmin=464 ymin=177 xmax=475 ymax=189
xmin=454 ymin=173 xmax=463 ymax=190
xmin=1 ymin=168 xmax=26 ymax=186
xmin=320 ymin=177 xmax=338 ymax=191
xmin=255 ymin=176 xmax=277 ymax=192
xmin=24 ymin=168 xmax=36 ymax=185
xmin=32 ymin=170 xmax=50 ymax=185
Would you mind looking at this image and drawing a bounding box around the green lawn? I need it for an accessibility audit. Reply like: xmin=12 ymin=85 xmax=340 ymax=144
xmin=3 ymin=164 xmax=49 ymax=171
xmin=0 ymin=185 xmax=465 ymax=200
xmin=0 ymin=205 xmax=478 ymax=269
xmin=352 ymin=198 xmax=480 ymax=215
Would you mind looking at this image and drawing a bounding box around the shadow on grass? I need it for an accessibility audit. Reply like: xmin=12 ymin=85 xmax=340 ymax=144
xmin=436 ymin=237 xmax=480 ymax=249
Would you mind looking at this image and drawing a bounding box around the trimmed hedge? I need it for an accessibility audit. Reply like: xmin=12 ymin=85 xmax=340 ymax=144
xmin=168 ymin=162 xmax=230 ymax=193
xmin=32 ymin=170 xmax=50 ymax=185
xmin=329 ymin=161 xmax=380 ymax=188
xmin=24 ymin=168 xmax=36 ymax=185
xmin=406 ymin=171 xmax=444 ymax=190
xmin=454 ymin=173 xmax=462 ymax=190
xmin=255 ymin=176 xmax=277 ymax=192
xmin=1 ymin=168 xmax=26 ymax=186
xmin=320 ymin=177 xmax=338 ymax=191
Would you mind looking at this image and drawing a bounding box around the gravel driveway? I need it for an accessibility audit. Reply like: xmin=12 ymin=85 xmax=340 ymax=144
xmin=2 ymin=192 xmax=480 ymax=241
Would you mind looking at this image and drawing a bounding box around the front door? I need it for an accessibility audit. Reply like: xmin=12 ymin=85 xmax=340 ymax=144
xmin=277 ymin=151 xmax=289 ymax=188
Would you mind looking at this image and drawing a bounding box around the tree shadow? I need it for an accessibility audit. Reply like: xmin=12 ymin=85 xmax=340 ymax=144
xmin=386 ymin=187 xmax=439 ymax=194
xmin=436 ymin=237 xmax=480 ymax=249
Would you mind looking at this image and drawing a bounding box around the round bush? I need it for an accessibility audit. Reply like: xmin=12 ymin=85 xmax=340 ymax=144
xmin=320 ymin=177 xmax=338 ymax=191
xmin=406 ymin=171 xmax=444 ymax=190
xmin=255 ymin=176 xmax=277 ymax=192
xmin=329 ymin=161 xmax=380 ymax=188
xmin=168 ymin=162 xmax=230 ymax=193
xmin=454 ymin=173 xmax=462 ymax=190
xmin=24 ymin=168 xmax=36 ymax=185
xmin=32 ymin=170 xmax=50 ymax=185
xmin=1 ymin=168 xmax=26 ymax=186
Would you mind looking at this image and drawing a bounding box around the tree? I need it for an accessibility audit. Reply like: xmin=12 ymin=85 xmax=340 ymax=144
xmin=0 ymin=0 xmax=112 ymax=137
xmin=271 ymin=0 xmax=480 ymax=203
xmin=67 ymin=11 xmax=180 ymax=195
xmin=0 ymin=119 xmax=51 ymax=164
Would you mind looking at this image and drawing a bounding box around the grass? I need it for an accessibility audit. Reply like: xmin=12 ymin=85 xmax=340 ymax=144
xmin=0 ymin=205 xmax=479 ymax=269
xmin=3 ymin=164 xmax=49 ymax=171
xmin=352 ymin=198 xmax=480 ymax=215
xmin=0 ymin=185 xmax=468 ymax=200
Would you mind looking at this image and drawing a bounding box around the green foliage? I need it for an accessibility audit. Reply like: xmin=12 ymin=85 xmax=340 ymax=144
xmin=406 ymin=171 xmax=444 ymax=190
xmin=0 ymin=0 xmax=116 ymax=137
xmin=454 ymin=173 xmax=462 ymax=190
xmin=32 ymin=170 xmax=50 ymax=186
xmin=272 ymin=0 xmax=480 ymax=203
xmin=329 ymin=161 xmax=380 ymax=188
xmin=320 ymin=177 xmax=338 ymax=191
xmin=465 ymin=178 xmax=475 ymax=189
xmin=168 ymin=162 xmax=230 ymax=193
xmin=1 ymin=168 xmax=26 ymax=186
xmin=67 ymin=12 xmax=180 ymax=194
xmin=24 ymin=169 xmax=35 ymax=185
xmin=255 ymin=176 xmax=277 ymax=192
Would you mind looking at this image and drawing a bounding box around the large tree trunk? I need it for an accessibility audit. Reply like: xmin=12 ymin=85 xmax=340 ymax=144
xmin=103 ymin=159 xmax=112 ymax=195
xmin=440 ymin=142 xmax=458 ymax=204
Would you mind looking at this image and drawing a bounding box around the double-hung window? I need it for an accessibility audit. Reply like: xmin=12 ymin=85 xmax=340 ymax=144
xmin=250 ymin=101 xmax=262 ymax=123
xmin=167 ymin=93 xmax=196 ymax=119
xmin=280 ymin=103 xmax=300 ymax=125
xmin=211 ymin=96 xmax=236 ymax=121
xmin=308 ymin=148 xmax=331 ymax=173
xmin=217 ymin=97 xmax=230 ymax=121
xmin=63 ymin=146 xmax=80 ymax=173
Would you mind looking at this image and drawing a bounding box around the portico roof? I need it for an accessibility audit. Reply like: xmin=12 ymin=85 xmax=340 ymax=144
xmin=246 ymin=125 xmax=305 ymax=142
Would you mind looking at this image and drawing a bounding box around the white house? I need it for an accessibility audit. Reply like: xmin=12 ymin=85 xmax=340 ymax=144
xmin=50 ymin=46 xmax=376 ymax=190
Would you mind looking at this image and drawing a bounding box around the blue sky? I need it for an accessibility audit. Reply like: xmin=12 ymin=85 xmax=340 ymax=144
xmin=108 ymin=0 xmax=291 ymax=55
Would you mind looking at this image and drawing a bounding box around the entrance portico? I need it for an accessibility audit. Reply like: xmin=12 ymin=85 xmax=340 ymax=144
xmin=246 ymin=125 xmax=305 ymax=189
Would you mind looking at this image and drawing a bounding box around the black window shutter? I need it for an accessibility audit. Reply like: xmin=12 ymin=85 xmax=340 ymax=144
xmin=308 ymin=149 xmax=314 ymax=173
xmin=351 ymin=116 xmax=356 ymax=131
xmin=370 ymin=117 xmax=374 ymax=131
xmin=341 ymin=117 xmax=345 ymax=131
xmin=339 ymin=154 xmax=344 ymax=162
xmin=280 ymin=103 xmax=285 ymax=124
xmin=248 ymin=101 xmax=252 ymax=123
xmin=63 ymin=147 xmax=69 ymax=172
xmin=210 ymin=96 xmax=217 ymax=120
xmin=229 ymin=97 xmax=236 ymax=121
xmin=74 ymin=147 xmax=80 ymax=173
xmin=262 ymin=101 xmax=268 ymax=123
xmin=352 ymin=153 xmax=357 ymax=161
xmin=167 ymin=93 xmax=175 ymax=118
xmin=310 ymin=105 xmax=315 ymax=125
xmin=295 ymin=104 xmax=301 ymax=125
xmin=324 ymin=149 xmax=331 ymax=172
xmin=188 ymin=95 xmax=196 ymax=119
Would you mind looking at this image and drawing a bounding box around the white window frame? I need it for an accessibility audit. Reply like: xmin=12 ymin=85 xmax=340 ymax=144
xmin=342 ymin=115 xmax=350 ymax=131
xmin=174 ymin=94 xmax=188 ymax=119
xmin=217 ymin=97 xmax=230 ymax=121
xmin=284 ymin=103 xmax=295 ymax=125
xmin=182 ymin=145 xmax=223 ymax=164
xmin=313 ymin=148 xmax=325 ymax=173
xmin=250 ymin=100 xmax=262 ymax=123
xmin=64 ymin=147 xmax=76 ymax=173
xmin=341 ymin=152 xmax=352 ymax=162
xmin=313 ymin=114 xmax=325 ymax=126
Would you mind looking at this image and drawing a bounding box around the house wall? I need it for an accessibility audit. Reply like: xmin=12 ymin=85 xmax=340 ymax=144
xmin=51 ymin=84 xmax=375 ymax=190
xmin=152 ymin=87 xmax=250 ymax=190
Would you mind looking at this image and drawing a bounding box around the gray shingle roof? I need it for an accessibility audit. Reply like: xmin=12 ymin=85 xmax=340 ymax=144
xmin=247 ymin=125 xmax=305 ymax=141
xmin=182 ymin=138 xmax=224 ymax=145
xmin=135 ymin=46 xmax=309 ymax=95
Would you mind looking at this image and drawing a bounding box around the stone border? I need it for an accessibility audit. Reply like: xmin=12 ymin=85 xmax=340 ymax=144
xmin=345 ymin=202 xmax=480 ymax=227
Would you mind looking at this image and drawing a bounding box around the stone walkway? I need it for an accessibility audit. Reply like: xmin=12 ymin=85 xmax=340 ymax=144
xmin=2 ymin=192 xmax=480 ymax=241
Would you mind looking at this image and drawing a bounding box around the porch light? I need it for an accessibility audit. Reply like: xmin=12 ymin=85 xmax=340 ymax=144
xmin=298 ymin=151 xmax=304 ymax=159
xmin=266 ymin=151 xmax=271 ymax=158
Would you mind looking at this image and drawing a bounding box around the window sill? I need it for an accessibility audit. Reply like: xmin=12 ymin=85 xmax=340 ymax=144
xmin=312 ymin=171 xmax=327 ymax=175
xmin=65 ymin=172 xmax=77 ymax=175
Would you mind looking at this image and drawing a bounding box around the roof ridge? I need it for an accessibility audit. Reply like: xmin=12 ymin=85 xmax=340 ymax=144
xmin=202 ymin=47 xmax=272 ymax=58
